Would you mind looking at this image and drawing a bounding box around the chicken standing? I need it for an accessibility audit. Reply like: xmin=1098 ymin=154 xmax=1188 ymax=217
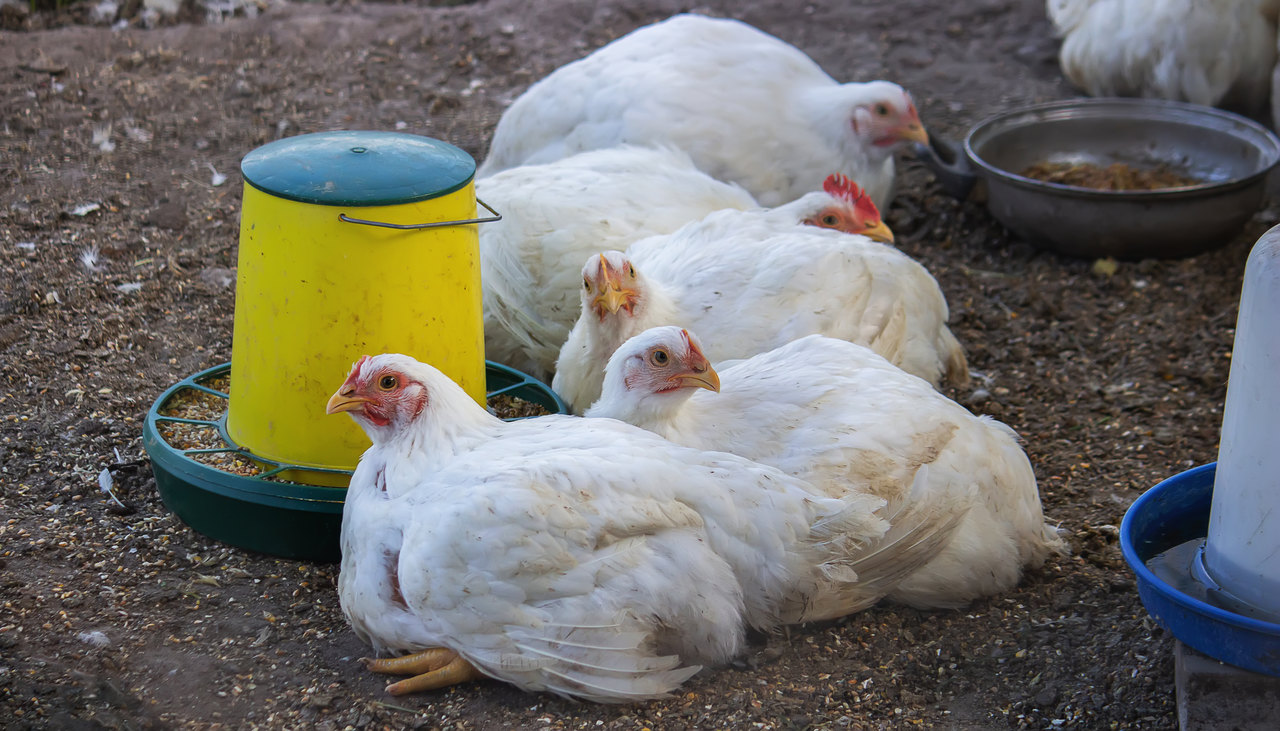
xmin=586 ymin=327 xmax=1067 ymax=608
xmin=552 ymin=220 xmax=967 ymax=414
xmin=479 ymin=146 xmax=894 ymax=380
xmin=326 ymin=353 xmax=940 ymax=702
xmin=477 ymin=13 xmax=928 ymax=211
xmin=1047 ymin=0 xmax=1279 ymax=114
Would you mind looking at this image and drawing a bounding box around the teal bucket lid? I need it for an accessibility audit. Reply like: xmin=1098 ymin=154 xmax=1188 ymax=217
xmin=240 ymin=130 xmax=476 ymax=206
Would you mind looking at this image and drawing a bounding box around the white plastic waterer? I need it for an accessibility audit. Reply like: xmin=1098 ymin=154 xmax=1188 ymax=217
xmin=1205 ymin=230 xmax=1280 ymax=620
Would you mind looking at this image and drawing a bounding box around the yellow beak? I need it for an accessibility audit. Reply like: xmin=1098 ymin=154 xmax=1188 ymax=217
xmin=326 ymin=390 xmax=369 ymax=415
xmin=674 ymin=368 xmax=721 ymax=393
xmin=594 ymin=286 xmax=633 ymax=315
xmin=864 ymin=220 xmax=895 ymax=244
xmin=899 ymin=123 xmax=929 ymax=146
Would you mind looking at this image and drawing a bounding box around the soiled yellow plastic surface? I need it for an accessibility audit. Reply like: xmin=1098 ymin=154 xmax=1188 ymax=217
xmin=227 ymin=181 xmax=485 ymax=481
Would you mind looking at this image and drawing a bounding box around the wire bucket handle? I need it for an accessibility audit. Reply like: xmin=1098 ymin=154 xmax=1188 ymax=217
xmin=338 ymin=197 xmax=502 ymax=230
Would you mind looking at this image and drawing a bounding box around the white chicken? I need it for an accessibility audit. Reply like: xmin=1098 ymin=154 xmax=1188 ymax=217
xmin=326 ymin=353 xmax=945 ymax=702
xmin=586 ymin=327 xmax=1068 ymax=608
xmin=552 ymin=221 xmax=967 ymax=414
xmin=477 ymin=13 xmax=928 ymax=211
xmin=479 ymin=147 xmax=895 ymax=380
xmin=1047 ymin=0 xmax=1279 ymax=113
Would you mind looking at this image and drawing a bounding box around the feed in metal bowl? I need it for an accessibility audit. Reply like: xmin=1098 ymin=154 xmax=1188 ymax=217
xmin=918 ymin=98 xmax=1280 ymax=260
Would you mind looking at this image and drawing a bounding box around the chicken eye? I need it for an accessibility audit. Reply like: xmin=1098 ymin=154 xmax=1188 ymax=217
xmin=627 ymin=264 xmax=636 ymax=278
xmin=875 ymin=103 xmax=889 ymax=116
xmin=378 ymin=375 xmax=398 ymax=391
xmin=650 ymin=349 xmax=669 ymax=366
xmin=821 ymin=214 xmax=839 ymax=226
xmin=583 ymin=277 xmax=591 ymax=290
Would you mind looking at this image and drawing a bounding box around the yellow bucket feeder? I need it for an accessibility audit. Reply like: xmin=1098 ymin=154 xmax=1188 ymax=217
xmin=228 ymin=131 xmax=491 ymax=486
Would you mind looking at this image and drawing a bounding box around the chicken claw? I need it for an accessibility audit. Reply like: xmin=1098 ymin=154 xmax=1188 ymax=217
xmin=362 ymin=648 xmax=481 ymax=695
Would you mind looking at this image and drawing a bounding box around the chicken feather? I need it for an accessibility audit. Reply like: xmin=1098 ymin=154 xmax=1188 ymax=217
xmin=553 ymin=218 xmax=967 ymax=413
xmin=331 ymin=353 xmax=905 ymax=702
xmin=587 ymin=328 xmax=1067 ymax=608
xmin=1048 ymin=0 xmax=1277 ymax=113
xmin=478 ymin=13 xmax=927 ymax=210
xmin=477 ymin=146 xmax=756 ymax=380
xmin=478 ymin=146 xmax=891 ymax=381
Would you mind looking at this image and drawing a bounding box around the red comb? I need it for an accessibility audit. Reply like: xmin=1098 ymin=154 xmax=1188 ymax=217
xmin=679 ymin=329 xmax=710 ymax=364
xmin=823 ymin=173 xmax=881 ymax=222
xmin=679 ymin=328 xmax=697 ymax=352
xmin=348 ymin=355 xmax=372 ymax=378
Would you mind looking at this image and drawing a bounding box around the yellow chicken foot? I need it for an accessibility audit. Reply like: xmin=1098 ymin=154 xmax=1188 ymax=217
xmin=362 ymin=648 xmax=482 ymax=695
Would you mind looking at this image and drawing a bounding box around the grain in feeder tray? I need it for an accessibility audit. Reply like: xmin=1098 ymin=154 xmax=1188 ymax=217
xmin=1019 ymin=160 xmax=1202 ymax=191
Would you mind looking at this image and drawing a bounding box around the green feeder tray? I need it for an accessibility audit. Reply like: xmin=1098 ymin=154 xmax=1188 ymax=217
xmin=143 ymin=362 xmax=568 ymax=563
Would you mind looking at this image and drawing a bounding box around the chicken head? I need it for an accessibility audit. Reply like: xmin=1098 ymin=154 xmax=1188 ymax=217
xmin=326 ymin=355 xmax=430 ymax=435
xmin=592 ymin=326 xmax=720 ymax=423
xmin=803 ymin=173 xmax=895 ymax=243
xmin=852 ymin=87 xmax=928 ymax=149
xmin=617 ymin=326 xmax=720 ymax=396
xmin=582 ymin=251 xmax=642 ymax=321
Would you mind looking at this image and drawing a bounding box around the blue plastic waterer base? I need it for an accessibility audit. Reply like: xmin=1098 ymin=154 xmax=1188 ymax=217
xmin=1121 ymin=463 xmax=1280 ymax=677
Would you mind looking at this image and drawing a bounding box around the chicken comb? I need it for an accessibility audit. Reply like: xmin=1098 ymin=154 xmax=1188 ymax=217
xmin=823 ymin=173 xmax=881 ymax=221
xmin=679 ymin=328 xmax=695 ymax=351
xmin=349 ymin=354 xmax=373 ymax=378
xmin=680 ymin=329 xmax=707 ymax=359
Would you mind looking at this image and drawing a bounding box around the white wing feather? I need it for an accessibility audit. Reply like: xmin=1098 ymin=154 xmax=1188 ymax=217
xmin=340 ymin=357 xmax=895 ymax=702
xmin=554 ymin=218 xmax=967 ymax=413
xmin=1047 ymin=0 xmax=1277 ymax=111
xmin=589 ymin=332 xmax=1067 ymax=608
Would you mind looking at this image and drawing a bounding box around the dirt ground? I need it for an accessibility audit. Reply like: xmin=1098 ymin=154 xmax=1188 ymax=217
xmin=1 ymin=0 xmax=1276 ymax=728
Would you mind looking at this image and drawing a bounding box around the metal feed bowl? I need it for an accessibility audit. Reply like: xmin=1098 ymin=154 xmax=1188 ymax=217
xmin=143 ymin=362 xmax=568 ymax=562
xmin=917 ymin=98 xmax=1280 ymax=260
